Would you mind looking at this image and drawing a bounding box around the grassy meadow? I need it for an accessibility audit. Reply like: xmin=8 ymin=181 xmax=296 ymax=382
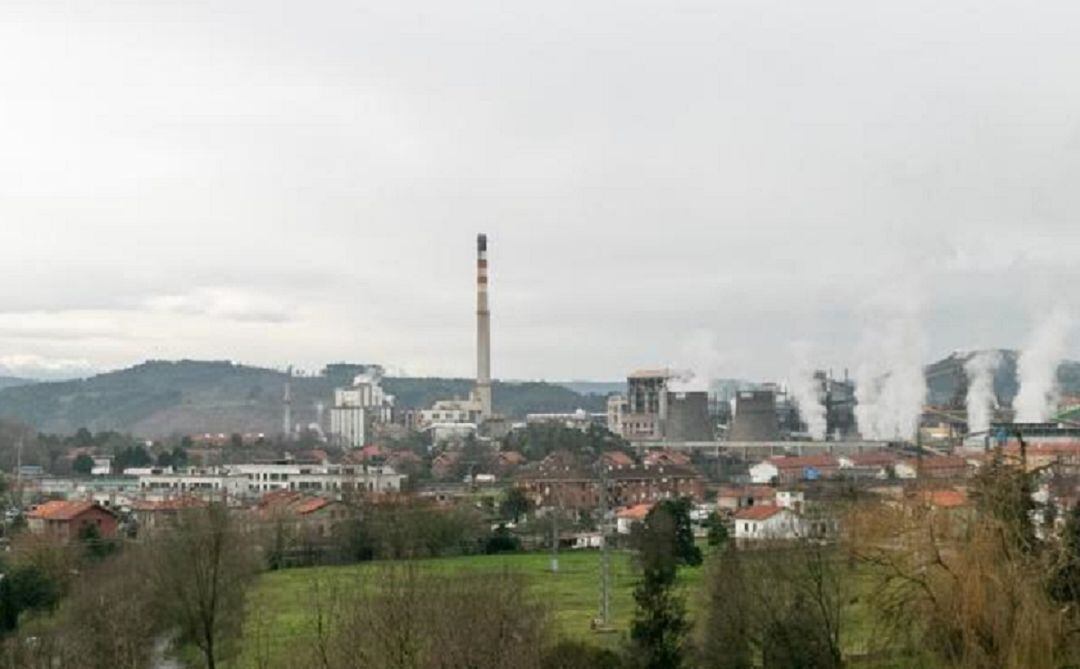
xmin=228 ymin=548 xmax=890 ymax=668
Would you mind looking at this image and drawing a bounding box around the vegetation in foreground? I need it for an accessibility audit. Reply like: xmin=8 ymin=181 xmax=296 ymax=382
xmin=3 ymin=446 xmax=1080 ymax=668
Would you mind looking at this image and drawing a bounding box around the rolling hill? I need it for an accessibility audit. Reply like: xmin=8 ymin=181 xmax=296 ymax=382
xmin=0 ymin=360 xmax=609 ymax=437
xmin=0 ymin=376 xmax=33 ymax=391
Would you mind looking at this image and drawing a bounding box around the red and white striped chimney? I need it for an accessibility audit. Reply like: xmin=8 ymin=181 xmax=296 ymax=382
xmin=475 ymin=233 xmax=492 ymax=418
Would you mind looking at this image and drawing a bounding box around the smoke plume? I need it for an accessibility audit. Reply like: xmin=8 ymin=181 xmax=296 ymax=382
xmin=963 ymin=350 xmax=1001 ymax=433
xmin=790 ymin=369 xmax=827 ymax=440
xmin=854 ymin=298 xmax=927 ymax=441
xmin=787 ymin=343 xmax=827 ymax=440
xmin=1014 ymin=308 xmax=1073 ymax=423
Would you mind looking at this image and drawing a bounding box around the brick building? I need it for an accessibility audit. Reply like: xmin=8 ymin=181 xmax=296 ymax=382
xmin=516 ymin=463 xmax=705 ymax=511
xmin=26 ymin=500 xmax=118 ymax=541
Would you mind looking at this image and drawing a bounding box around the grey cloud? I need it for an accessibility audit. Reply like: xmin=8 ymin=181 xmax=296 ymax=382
xmin=0 ymin=0 xmax=1078 ymax=381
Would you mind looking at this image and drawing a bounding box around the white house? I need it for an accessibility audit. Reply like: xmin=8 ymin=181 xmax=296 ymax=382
xmin=90 ymin=457 xmax=113 ymax=476
xmin=748 ymin=461 xmax=779 ymax=485
xmin=733 ymin=505 xmax=800 ymax=541
xmin=775 ymin=490 xmax=805 ymax=511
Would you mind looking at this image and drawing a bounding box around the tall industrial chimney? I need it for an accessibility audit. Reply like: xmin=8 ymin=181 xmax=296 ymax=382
xmin=283 ymin=365 xmax=293 ymax=438
xmin=475 ymin=233 xmax=493 ymax=419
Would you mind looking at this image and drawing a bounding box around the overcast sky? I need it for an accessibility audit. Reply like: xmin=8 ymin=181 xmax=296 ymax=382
xmin=1 ymin=0 xmax=1078 ymax=382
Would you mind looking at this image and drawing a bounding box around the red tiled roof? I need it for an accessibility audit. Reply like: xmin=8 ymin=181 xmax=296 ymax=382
xmin=920 ymin=489 xmax=968 ymax=508
xmin=846 ymin=452 xmax=900 ymax=466
xmin=498 ymin=450 xmax=527 ymax=465
xmin=255 ymin=491 xmax=334 ymax=517
xmin=616 ymin=503 xmax=653 ymax=520
xmin=717 ymin=485 xmax=775 ymax=499
xmin=644 ymin=450 xmax=692 ymax=466
xmin=130 ymin=497 xmax=206 ymax=512
xmin=767 ymin=455 xmax=839 ymax=469
xmin=28 ymin=500 xmax=99 ymax=521
xmin=600 ymin=451 xmax=634 ymax=467
xmin=904 ymin=455 xmax=968 ymax=470
xmin=733 ymin=505 xmax=786 ymax=521
xmin=295 ymin=498 xmax=330 ymax=515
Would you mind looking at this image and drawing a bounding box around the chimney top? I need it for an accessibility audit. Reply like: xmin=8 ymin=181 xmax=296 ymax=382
xmin=477 ymin=233 xmax=487 ymax=252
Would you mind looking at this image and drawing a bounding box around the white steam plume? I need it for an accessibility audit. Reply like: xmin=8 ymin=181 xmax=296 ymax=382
xmin=788 ymin=343 xmax=827 ymax=440
xmin=1015 ymin=308 xmax=1074 ymax=423
xmin=963 ymin=350 xmax=1001 ymax=434
xmin=671 ymin=329 xmax=729 ymax=394
xmin=854 ymin=297 xmax=927 ymax=441
xmin=790 ymin=370 xmax=827 ymax=440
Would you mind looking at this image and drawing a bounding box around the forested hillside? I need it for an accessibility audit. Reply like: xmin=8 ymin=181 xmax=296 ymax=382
xmin=0 ymin=360 xmax=608 ymax=437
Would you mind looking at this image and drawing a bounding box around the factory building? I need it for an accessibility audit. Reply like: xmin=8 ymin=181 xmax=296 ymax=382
xmin=665 ymin=391 xmax=713 ymax=441
xmin=609 ymin=369 xmax=714 ymax=442
xmin=328 ymin=371 xmax=394 ymax=448
xmin=729 ymin=389 xmax=781 ymax=442
xmin=924 ymin=349 xmax=1018 ymax=411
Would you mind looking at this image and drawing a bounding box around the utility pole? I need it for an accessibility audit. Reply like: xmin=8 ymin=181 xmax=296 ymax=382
xmin=550 ymin=493 xmax=560 ymax=573
xmin=14 ymin=434 xmax=23 ymax=509
xmin=596 ymin=462 xmax=613 ymax=631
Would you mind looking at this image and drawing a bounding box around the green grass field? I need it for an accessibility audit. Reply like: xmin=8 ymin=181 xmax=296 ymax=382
xmin=229 ymin=549 xmax=892 ymax=668
xmin=231 ymin=550 xmax=705 ymax=668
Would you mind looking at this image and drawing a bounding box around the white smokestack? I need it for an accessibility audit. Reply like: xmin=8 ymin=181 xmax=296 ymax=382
xmin=1014 ymin=307 xmax=1073 ymax=423
xmin=854 ymin=302 xmax=926 ymax=441
xmin=963 ymin=350 xmax=1001 ymax=434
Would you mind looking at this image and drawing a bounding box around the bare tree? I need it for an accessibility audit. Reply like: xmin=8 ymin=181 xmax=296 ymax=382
xmin=153 ymin=504 xmax=257 ymax=669
xmin=845 ymin=496 xmax=1067 ymax=669
xmin=280 ymin=565 xmax=548 ymax=669
xmin=698 ymin=541 xmax=846 ymax=669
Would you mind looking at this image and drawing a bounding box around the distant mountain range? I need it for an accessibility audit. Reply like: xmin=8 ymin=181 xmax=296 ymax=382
xmin=0 ymin=376 xmax=33 ymax=391
xmin=3 ymin=352 xmax=1078 ymax=438
xmin=0 ymin=360 xmax=609 ymax=437
xmin=554 ymin=381 xmax=625 ymax=396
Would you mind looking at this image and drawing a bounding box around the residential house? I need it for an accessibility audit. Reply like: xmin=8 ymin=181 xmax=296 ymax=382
xmin=517 ymin=463 xmax=705 ymax=511
xmin=615 ymin=503 xmax=653 ymax=534
xmin=733 ymin=505 xmax=800 ymax=541
xmin=748 ymin=460 xmax=780 ymax=485
xmin=716 ymin=485 xmax=776 ymax=511
xmin=895 ymin=455 xmax=971 ymax=480
xmin=753 ymin=455 xmax=840 ymax=485
xmin=599 ymin=450 xmax=635 ymax=468
xmin=643 ymin=449 xmax=692 ymax=467
xmin=838 ymin=451 xmax=900 ymax=479
xmin=495 ymin=450 xmax=527 ymax=475
xmin=27 ymin=500 xmax=118 ymax=541
xmin=775 ymin=490 xmax=805 ymax=511
xmin=130 ymin=497 xmax=207 ymax=537
xmin=253 ymin=491 xmax=349 ymax=540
